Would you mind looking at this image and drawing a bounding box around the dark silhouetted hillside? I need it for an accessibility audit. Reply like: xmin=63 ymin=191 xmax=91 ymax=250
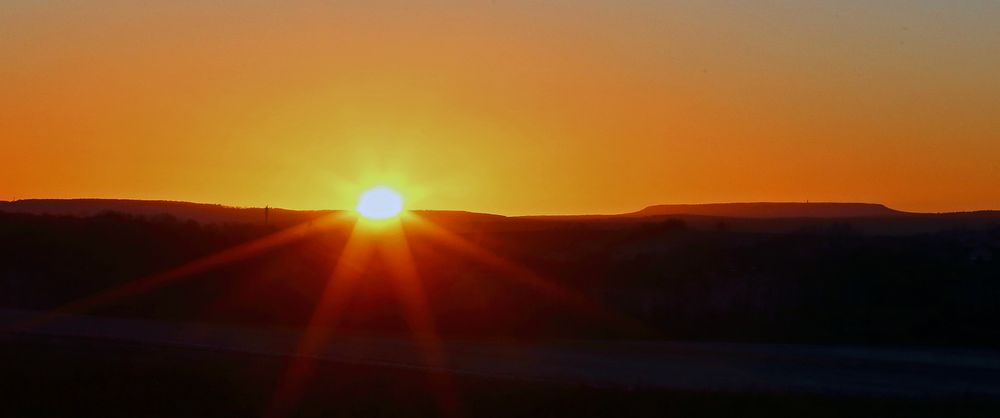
xmin=2 ymin=210 xmax=1000 ymax=346
xmin=3 ymin=198 xmax=999 ymax=235
xmin=520 ymin=203 xmax=1000 ymax=235
xmin=0 ymin=199 xmax=513 ymax=229
xmin=0 ymin=199 xmax=333 ymax=227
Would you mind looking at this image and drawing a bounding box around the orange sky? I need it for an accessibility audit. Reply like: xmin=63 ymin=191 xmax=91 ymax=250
xmin=2 ymin=1 xmax=998 ymax=215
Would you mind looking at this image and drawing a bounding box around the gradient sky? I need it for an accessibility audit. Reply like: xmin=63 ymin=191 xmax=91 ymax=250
xmin=2 ymin=1 xmax=998 ymax=215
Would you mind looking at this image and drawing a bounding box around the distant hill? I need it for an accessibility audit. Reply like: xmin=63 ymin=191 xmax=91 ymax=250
xmin=0 ymin=199 xmax=509 ymax=228
xmin=518 ymin=202 xmax=1000 ymax=235
xmin=0 ymin=199 xmax=332 ymax=227
xmin=4 ymin=199 xmax=999 ymax=235
xmin=522 ymin=202 xmax=909 ymax=220
xmin=630 ymin=202 xmax=906 ymax=218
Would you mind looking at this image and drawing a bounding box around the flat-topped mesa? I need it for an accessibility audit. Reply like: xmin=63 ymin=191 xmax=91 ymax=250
xmin=630 ymin=202 xmax=904 ymax=219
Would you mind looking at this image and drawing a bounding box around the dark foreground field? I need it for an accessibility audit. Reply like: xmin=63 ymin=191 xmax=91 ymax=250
xmin=2 ymin=204 xmax=1000 ymax=416
xmin=4 ymin=334 xmax=999 ymax=418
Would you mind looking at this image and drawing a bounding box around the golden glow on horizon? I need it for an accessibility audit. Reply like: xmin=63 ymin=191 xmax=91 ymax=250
xmin=1 ymin=2 xmax=998 ymax=214
xmin=356 ymin=186 xmax=404 ymax=220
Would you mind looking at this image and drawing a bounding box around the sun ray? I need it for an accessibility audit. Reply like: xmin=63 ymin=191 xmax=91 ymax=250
xmin=404 ymin=214 xmax=591 ymax=307
xmin=6 ymin=212 xmax=354 ymax=334
xmin=403 ymin=213 xmax=648 ymax=334
xmin=266 ymin=220 xmax=376 ymax=418
xmin=376 ymin=219 xmax=462 ymax=417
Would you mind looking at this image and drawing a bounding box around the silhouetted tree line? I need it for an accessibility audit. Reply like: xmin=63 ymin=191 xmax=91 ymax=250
xmin=1 ymin=211 xmax=998 ymax=346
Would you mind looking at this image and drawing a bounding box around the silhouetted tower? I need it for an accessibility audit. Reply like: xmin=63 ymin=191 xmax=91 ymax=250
xmin=264 ymin=206 xmax=270 ymax=225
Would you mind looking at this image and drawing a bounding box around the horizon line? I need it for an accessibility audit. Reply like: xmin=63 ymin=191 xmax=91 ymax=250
xmin=4 ymin=197 xmax=1000 ymax=217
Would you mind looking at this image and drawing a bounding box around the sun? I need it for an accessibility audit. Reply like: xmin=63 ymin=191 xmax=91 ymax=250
xmin=356 ymin=186 xmax=404 ymax=220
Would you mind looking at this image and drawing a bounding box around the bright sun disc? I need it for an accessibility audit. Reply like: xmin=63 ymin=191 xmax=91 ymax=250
xmin=356 ymin=186 xmax=404 ymax=220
